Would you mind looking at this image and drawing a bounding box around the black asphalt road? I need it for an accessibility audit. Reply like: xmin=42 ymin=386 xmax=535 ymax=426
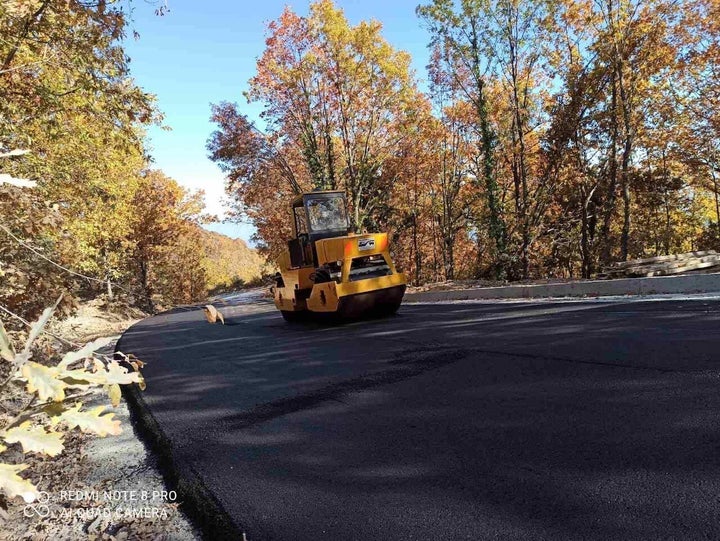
xmin=117 ymin=294 xmax=720 ymax=541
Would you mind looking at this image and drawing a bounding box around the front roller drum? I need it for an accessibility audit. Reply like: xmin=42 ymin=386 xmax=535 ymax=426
xmin=335 ymin=284 xmax=406 ymax=320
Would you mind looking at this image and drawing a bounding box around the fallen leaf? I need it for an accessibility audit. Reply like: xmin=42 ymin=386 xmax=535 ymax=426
xmin=203 ymin=305 xmax=225 ymax=324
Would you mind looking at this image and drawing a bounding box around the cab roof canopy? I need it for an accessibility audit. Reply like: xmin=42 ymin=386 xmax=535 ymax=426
xmin=292 ymin=190 xmax=346 ymax=208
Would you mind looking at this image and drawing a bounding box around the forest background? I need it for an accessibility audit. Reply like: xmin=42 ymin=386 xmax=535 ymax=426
xmin=209 ymin=0 xmax=720 ymax=285
xmin=4 ymin=0 xmax=720 ymax=325
xmin=1 ymin=0 xmax=267 ymax=325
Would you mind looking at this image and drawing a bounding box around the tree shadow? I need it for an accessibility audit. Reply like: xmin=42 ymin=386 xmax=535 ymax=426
xmin=118 ymin=298 xmax=720 ymax=540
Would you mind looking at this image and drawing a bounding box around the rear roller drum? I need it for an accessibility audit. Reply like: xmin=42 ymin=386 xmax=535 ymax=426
xmin=281 ymin=310 xmax=308 ymax=322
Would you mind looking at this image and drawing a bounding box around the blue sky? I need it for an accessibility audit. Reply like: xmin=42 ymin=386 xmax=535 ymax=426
xmin=123 ymin=0 xmax=432 ymax=245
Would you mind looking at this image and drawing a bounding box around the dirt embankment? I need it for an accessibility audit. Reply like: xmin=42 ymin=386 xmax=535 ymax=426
xmin=1 ymin=298 xmax=199 ymax=541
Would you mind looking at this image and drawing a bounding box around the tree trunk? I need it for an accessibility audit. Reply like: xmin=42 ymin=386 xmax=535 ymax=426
xmin=507 ymin=22 xmax=530 ymax=279
xmin=620 ymin=175 xmax=631 ymax=260
xmin=477 ymin=98 xmax=506 ymax=279
xmin=412 ymin=171 xmax=422 ymax=285
xmin=431 ymin=211 xmax=440 ymax=282
xmin=711 ymin=167 xmax=720 ymax=238
xmin=581 ymin=187 xmax=592 ymax=279
xmin=139 ymin=258 xmax=155 ymax=313
xmin=664 ymin=191 xmax=671 ymax=255
xmin=600 ymin=71 xmax=619 ymax=264
xmin=412 ymin=211 xmax=421 ymax=285
xmin=468 ymin=19 xmax=506 ymax=279
xmin=1 ymin=1 xmax=50 ymax=74
xmin=444 ymin=232 xmax=455 ymax=281
xmin=618 ymin=65 xmax=633 ymax=262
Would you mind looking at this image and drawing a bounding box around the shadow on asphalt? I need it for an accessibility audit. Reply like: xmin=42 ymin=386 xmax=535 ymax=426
xmin=118 ymin=298 xmax=720 ymax=540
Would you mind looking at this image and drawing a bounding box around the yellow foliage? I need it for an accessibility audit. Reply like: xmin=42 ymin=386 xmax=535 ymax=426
xmin=4 ymin=422 xmax=64 ymax=457
xmin=53 ymin=403 xmax=122 ymax=437
xmin=0 ymin=463 xmax=38 ymax=503
xmin=22 ymin=362 xmax=66 ymax=402
xmin=200 ymin=230 xmax=269 ymax=291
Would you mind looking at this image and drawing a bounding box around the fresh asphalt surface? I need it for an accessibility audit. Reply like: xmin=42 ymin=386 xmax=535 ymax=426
xmin=117 ymin=293 xmax=720 ymax=540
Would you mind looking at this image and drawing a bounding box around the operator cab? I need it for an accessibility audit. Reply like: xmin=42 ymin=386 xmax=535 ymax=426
xmin=289 ymin=191 xmax=349 ymax=268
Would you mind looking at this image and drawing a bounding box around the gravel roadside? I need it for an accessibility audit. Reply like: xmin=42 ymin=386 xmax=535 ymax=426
xmin=1 ymin=301 xmax=201 ymax=541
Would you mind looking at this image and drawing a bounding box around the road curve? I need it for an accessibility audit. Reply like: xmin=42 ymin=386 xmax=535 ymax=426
xmin=117 ymin=293 xmax=720 ymax=540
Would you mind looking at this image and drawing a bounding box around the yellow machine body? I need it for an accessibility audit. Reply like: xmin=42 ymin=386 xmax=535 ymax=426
xmin=272 ymin=191 xmax=406 ymax=320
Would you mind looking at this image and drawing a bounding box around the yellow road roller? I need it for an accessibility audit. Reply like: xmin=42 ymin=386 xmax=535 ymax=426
xmin=272 ymin=191 xmax=406 ymax=321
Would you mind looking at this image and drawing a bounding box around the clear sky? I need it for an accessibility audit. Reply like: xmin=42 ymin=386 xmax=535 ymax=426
xmin=122 ymin=0 xmax=432 ymax=245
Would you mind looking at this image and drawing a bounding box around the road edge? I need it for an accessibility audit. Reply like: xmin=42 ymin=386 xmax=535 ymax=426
xmin=405 ymin=272 xmax=720 ymax=302
xmin=116 ymin=320 xmax=245 ymax=541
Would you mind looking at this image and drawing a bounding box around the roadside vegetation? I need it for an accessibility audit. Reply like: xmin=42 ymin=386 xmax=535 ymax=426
xmin=209 ymin=0 xmax=720 ymax=284
xmin=0 ymin=302 xmax=143 ymax=503
xmin=1 ymin=1 xmax=267 ymax=326
xmin=0 ymin=0 xmax=261 ymax=534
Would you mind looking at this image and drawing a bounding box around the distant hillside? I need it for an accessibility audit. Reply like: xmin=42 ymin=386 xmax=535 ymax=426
xmin=200 ymin=230 xmax=270 ymax=291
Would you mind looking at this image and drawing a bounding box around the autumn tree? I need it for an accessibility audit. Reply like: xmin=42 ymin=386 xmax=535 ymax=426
xmin=0 ymin=1 xmax=157 ymax=317
xmin=0 ymin=1 xmax=156 ymax=151
xmin=422 ymin=46 xmax=477 ymax=280
xmin=236 ymin=0 xmax=422 ymax=232
xmin=537 ymin=0 xmax=699 ymax=274
xmin=418 ymin=0 xmax=510 ymax=278
xmin=0 ymin=177 xmax=73 ymax=324
xmin=125 ymin=171 xmax=202 ymax=308
xmin=380 ymin=97 xmax=444 ymax=284
xmin=211 ymin=0 xmax=720 ymax=284
xmin=1 ymin=1 xmax=235 ymax=319
xmin=672 ymin=0 xmax=720 ymax=247
xmin=208 ymin=102 xmax=304 ymax=262
xmin=202 ymin=230 xmax=270 ymax=293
